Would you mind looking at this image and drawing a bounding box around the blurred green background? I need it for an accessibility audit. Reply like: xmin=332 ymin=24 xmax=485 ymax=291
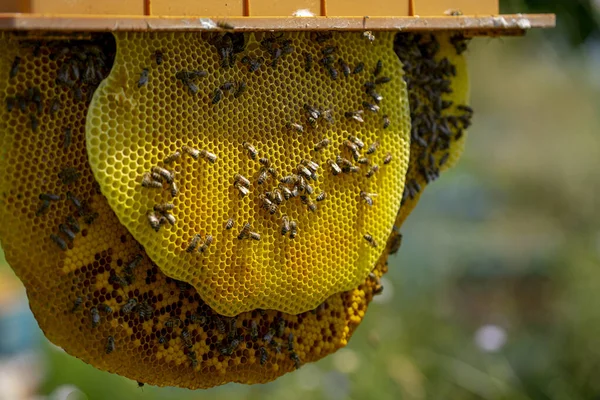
xmin=1 ymin=1 xmax=599 ymax=399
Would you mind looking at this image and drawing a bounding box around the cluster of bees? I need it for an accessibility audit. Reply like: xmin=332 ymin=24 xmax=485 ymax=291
xmin=394 ymin=33 xmax=473 ymax=204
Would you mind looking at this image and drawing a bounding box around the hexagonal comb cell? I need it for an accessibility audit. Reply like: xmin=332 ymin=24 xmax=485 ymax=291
xmin=86 ymin=31 xmax=411 ymax=316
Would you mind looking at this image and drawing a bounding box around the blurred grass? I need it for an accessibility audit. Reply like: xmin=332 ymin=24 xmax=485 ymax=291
xmin=1 ymin=26 xmax=600 ymax=400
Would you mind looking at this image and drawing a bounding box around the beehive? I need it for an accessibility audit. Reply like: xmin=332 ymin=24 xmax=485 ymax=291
xmin=86 ymin=31 xmax=411 ymax=316
xmin=0 ymin=31 xmax=470 ymax=388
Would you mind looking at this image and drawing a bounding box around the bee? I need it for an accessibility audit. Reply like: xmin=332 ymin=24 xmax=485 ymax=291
xmin=344 ymin=140 xmax=360 ymax=158
xmin=50 ymin=234 xmax=67 ymax=251
xmin=237 ymin=222 xmax=251 ymax=240
xmin=66 ymin=215 xmax=80 ymax=233
xmin=35 ymin=200 xmax=49 ymax=216
xmin=327 ymin=160 xmax=342 ymax=175
xmin=259 ymin=347 xmax=268 ymax=365
xmin=336 ymin=155 xmax=354 ymax=168
xmin=72 ymin=296 xmax=83 ymax=312
xmin=158 ymin=336 xmax=166 ymax=344
xmin=225 ymin=218 xmax=235 ymax=230
xmin=234 ymin=173 xmax=251 ymax=188
xmin=214 ymin=316 xmax=226 ymax=333
xmin=287 ymin=122 xmax=304 ymax=133
xmin=59 ymin=224 xmax=76 ymax=241
xmin=389 ymin=232 xmax=403 ymax=255
xmin=220 ymin=338 xmax=240 ymax=356
xmin=364 ymin=233 xmax=378 ymax=247
xmin=121 ymin=298 xmax=138 ymax=314
xmin=151 ymin=166 xmax=173 ymax=183
xmin=360 ymin=191 xmax=377 ymax=206
xmin=321 ymin=46 xmax=337 ymax=55
xmin=217 ymin=21 xmax=235 ymax=30
xmin=288 ymin=332 xmax=294 ymax=352
xmin=257 ymin=168 xmax=269 ymax=185
xmin=233 ymin=81 xmax=247 ymax=98
xmin=137 ymin=68 xmax=149 ymax=88
xmin=457 ymin=104 xmax=474 ymax=114
xmin=137 ymin=382 xmax=145 ymax=389
xmin=39 ymin=193 xmax=60 ymax=201
xmin=375 ymin=76 xmax=391 ymax=84
xmin=170 ymin=181 xmax=179 ymax=197
xmin=295 ymin=165 xmax=311 ymax=180
xmin=181 ymin=145 xmax=200 ymax=160
xmin=366 ymin=141 xmax=379 ymax=154
xmin=235 ymin=183 xmax=250 ymax=198
xmin=357 ymin=157 xmax=369 ymax=165
xmin=65 ymin=191 xmax=82 ymax=209
xmin=337 ymin=58 xmax=351 ymax=77
xmin=200 ymin=149 xmax=217 ymax=163
xmin=9 ymin=56 xmax=20 ymax=79
xmin=382 ymin=115 xmax=391 ymax=129
xmin=181 ymin=329 xmax=193 ymax=348
xmin=164 ymin=317 xmax=181 ymax=328
xmin=29 ymin=114 xmax=38 ymax=132
xmin=363 ymin=101 xmax=380 ymax=113
xmin=147 ymin=212 xmax=161 ymax=232
xmin=373 ymin=59 xmax=383 ymax=76
xmin=366 ymin=164 xmax=379 ymax=178
xmin=99 ymin=303 xmax=113 ymax=314
xmin=368 ymin=89 xmax=383 ymax=103
xmin=383 ymin=153 xmax=392 ymax=164
xmin=198 ymin=234 xmax=213 ymax=253
xmin=280 ymin=175 xmax=297 ymax=185
xmin=316 ymin=192 xmax=327 ymax=202
xmin=363 ymin=31 xmax=376 ymax=42
xmin=60 ymin=127 xmax=73 ymax=149
xmin=271 ymin=189 xmax=284 ymax=205
xmin=353 ymin=62 xmax=364 ymax=74
xmin=154 ymin=49 xmax=163 ymax=65
xmin=242 ymin=141 xmax=258 ymax=159
xmin=188 ymin=351 xmax=198 ymax=368
xmin=141 ymin=173 xmax=162 ymax=189
xmin=212 ymin=87 xmax=223 ymax=104
xmin=280 ymin=215 xmax=291 ymax=236
xmin=314 ymin=138 xmax=330 ymax=152
xmin=109 ymin=274 xmax=129 ymax=288
xmin=373 ymin=285 xmax=384 ymax=295
xmin=163 ymin=213 xmax=176 ymax=226
xmin=220 ymin=81 xmax=235 ymax=92
xmin=439 ymin=152 xmax=450 ymax=167
xmin=249 ymin=231 xmax=261 ymax=241
xmin=345 ymin=110 xmax=364 ymax=123
xmin=302 ymin=159 xmax=319 ymax=173
xmin=251 ymin=320 xmax=259 ymax=340
xmin=304 ymin=182 xmax=314 ymax=195
xmin=90 ymin=307 xmax=100 ymax=327
xmin=314 ymin=32 xmax=333 ymax=43
xmin=304 ymin=52 xmax=313 ymax=72
xmin=105 ymin=336 xmax=115 ymax=354
xmin=326 ymin=65 xmax=338 ymax=80
xmin=290 ymin=352 xmax=301 ymax=369
xmin=301 ymin=196 xmax=317 ymax=212
xmin=164 ymin=151 xmax=181 ymax=164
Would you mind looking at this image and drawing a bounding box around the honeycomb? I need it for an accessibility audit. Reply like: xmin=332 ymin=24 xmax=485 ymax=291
xmin=86 ymin=31 xmax=411 ymax=317
xmin=0 ymin=33 xmax=391 ymax=389
xmin=393 ymin=33 xmax=471 ymax=227
xmin=0 ymin=31 xmax=470 ymax=389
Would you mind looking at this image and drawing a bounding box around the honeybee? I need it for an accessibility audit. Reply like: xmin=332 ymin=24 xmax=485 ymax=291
xmin=237 ymin=222 xmax=251 ymax=240
xmin=59 ymin=224 xmax=76 ymax=241
xmin=326 ymin=65 xmax=338 ymax=80
xmin=439 ymin=152 xmax=449 ymax=167
xmin=272 ymin=189 xmax=284 ymax=205
xmin=225 ymin=218 xmax=234 ymax=230
xmin=151 ymin=166 xmax=173 ymax=184
xmin=36 ymin=200 xmax=50 ymax=216
xmin=164 ymin=213 xmax=176 ymax=226
xmin=65 ymin=191 xmax=82 ymax=209
xmin=147 ymin=212 xmax=161 ymax=232
xmin=9 ymin=56 xmax=20 ymax=79
xmin=251 ymin=321 xmax=259 ymax=340
xmin=214 ymin=316 xmax=226 ymax=333
xmin=50 ymin=234 xmax=67 ymax=251
xmin=301 ymin=196 xmax=317 ymax=212
xmin=357 ymin=157 xmax=369 ymax=165
xmin=72 ymin=296 xmax=83 ymax=312
xmin=375 ymin=76 xmax=391 ymax=84
xmin=366 ymin=164 xmax=379 ymax=178
xmin=63 ymin=127 xmax=72 ymax=149
xmin=314 ymin=138 xmax=330 ymax=152
xmin=164 ymin=151 xmax=181 ymax=164
xmin=290 ymin=352 xmax=301 ymax=369
xmin=105 ymin=336 xmax=115 ymax=354
xmin=279 ymin=175 xmax=297 ymax=185
xmin=220 ymin=81 xmax=235 ymax=91
xmin=363 ymin=31 xmax=375 ymax=42
xmin=297 ymin=165 xmax=312 ymax=180
xmin=344 ymin=110 xmax=364 ymax=123
xmin=234 ymin=81 xmax=247 ymax=98
xmin=200 ymin=149 xmax=217 ymax=163
xmin=360 ymin=191 xmax=377 ymax=206
xmin=257 ymin=169 xmax=269 ymax=185
xmin=198 ymin=234 xmax=213 ymax=253
xmin=220 ymin=338 xmax=240 ymax=356
xmin=373 ymin=59 xmax=382 ymax=76
xmin=99 ymin=303 xmax=113 ymax=314
xmin=170 ymin=181 xmax=179 ymax=197
xmin=374 ymin=285 xmax=384 ymax=295
xmin=181 ymin=329 xmax=193 ymax=348
xmin=137 ymin=68 xmax=149 ymax=88
xmin=141 ymin=173 xmax=162 ymax=189
xmin=316 ymin=192 xmax=327 ymax=202
xmin=242 ymin=141 xmax=258 ymax=159
xmin=188 ymin=351 xmax=198 ymax=368
xmin=304 ymin=182 xmax=314 ymax=195
xmin=347 ymin=165 xmax=360 ymax=173
xmin=153 ymin=203 xmax=174 ymax=213
xmin=364 ymin=233 xmax=378 ymax=247
xmin=363 ymin=101 xmax=380 ymax=113
xmin=154 ymin=49 xmax=163 ymax=65
xmin=217 ymin=21 xmax=235 ymax=30
xmin=165 ymin=317 xmax=181 ymax=328
xmin=234 ymin=173 xmax=251 ymax=188
xmin=281 ymin=215 xmax=290 ymax=235
xmin=278 ymin=184 xmax=293 ymax=200
xmin=259 ymin=347 xmax=268 ymax=365
xmin=212 ymin=88 xmax=223 ymax=104
xmin=366 ymin=141 xmax=379 ymax=154
xmin=353 ymin=62 xmax=365 ymax=74
xmin=338 ymin=58 xmax=351 ymax=77
xmin=382 ymin=114 xmax=391 ymax=129
xmin=248 ymin=57 xmax=263 ymax=73
xmin=368 ymin=89 xmax=383 ymax=103
xmin=182 ymin=145 xmax=200 ymax=159
xmin=121 ymin=298 xmax=138 ymax=314
xmin=235 ymin=183 xmax=250 ymax=198
xmin=389 ymin=232 xmax=403 ymax=255
xmin=327 ymin=160 xmax=342 ymax=176
xmin=109 ymin=274 xmax=129 ymax=288
xmin=287 ymin=122 xmax=304 ymax=133
xmin=39 ymin=193 xmax=60 ymax=201
xmin=288 ymin=333 xmax=294 ymax=352
xmin=249 ymin=231 xmax=261 ymax=241
xmin=90 ymin=307 xmax=100 ymax=327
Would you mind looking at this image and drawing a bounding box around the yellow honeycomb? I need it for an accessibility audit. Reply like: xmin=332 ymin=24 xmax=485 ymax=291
xmin=0 ymin=31 xmax=470 ymax=389
xmin=0 ymin=33 xmax=390 ymax=389
xmin=86 ymin=31 xmax=411 ymax=316
xmin=393 ymin=33 xmax=471 ymax=227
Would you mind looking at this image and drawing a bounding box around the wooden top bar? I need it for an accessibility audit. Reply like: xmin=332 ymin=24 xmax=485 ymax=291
xmin=0 ymin=13 xmax=555 ymax=35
